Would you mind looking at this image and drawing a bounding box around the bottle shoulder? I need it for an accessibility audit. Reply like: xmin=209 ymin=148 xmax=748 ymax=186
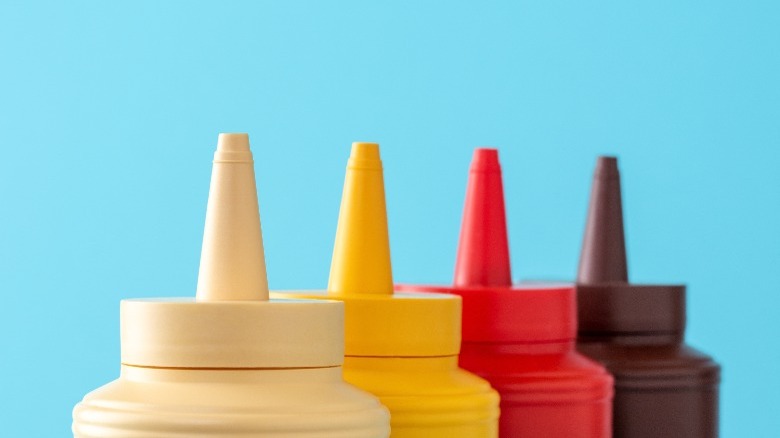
xmin=73 ymin=368 xmax=390 ymax=437
xmin=576 ymin=340 xmax=720 ymax=383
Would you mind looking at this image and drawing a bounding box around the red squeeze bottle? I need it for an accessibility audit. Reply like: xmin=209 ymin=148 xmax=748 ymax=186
xmin=398 ymin=148 xmax=614 ymax=437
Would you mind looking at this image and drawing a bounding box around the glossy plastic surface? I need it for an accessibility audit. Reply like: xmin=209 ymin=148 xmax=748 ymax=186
xmin=72 ymin=134 xmax=389 ymax=437
xmin=578 ymin=335 xmax=719 ymax=438
xmin=397 ymin=148 xmax=613 ymax=437
xmin=277 ymin=143 xmax=499 ymax=437
xmin=576 ymin=156 xmax=720 ymax=438
xmin=74 ymin=367 xmax=389 ymax=437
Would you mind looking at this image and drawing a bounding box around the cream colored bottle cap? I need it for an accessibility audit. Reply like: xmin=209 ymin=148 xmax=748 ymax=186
xmin=121 ymin=133 xmax=343 ymax=369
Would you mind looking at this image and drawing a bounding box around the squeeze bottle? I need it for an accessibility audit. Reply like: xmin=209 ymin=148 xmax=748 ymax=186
xmin=275 ymin=142 xmax=500 ymax=437
xmin=576 ymin=156 xmax=720 ymax=438
xmin=72 ymin=134 xmax=390 ymax=438
xmin=397 ymin=148 xmax=613 ymax=438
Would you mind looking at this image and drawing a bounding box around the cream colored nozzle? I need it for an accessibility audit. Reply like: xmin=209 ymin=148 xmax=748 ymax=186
xmin=328 ymin=142 xmax=393 ymax=296
xmin=196 ymin=133 xmax=269 ymax=301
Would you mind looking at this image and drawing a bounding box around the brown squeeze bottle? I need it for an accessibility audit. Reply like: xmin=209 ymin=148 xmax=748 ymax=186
xmin=576 ymin=156 xmax=721 ymax=438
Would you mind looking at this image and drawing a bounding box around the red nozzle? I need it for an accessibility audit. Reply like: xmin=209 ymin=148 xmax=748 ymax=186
xmin=454 ymin=148 xmax=512 ymax=288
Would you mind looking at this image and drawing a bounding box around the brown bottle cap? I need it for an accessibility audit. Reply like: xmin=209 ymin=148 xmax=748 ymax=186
xmin=577 ymin=157 xmax=686 ymax=335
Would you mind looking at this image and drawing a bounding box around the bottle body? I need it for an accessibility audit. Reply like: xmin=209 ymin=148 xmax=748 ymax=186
xmin=578 ymin=335 xmax=720 ymax=438
xmin=459 ymin=341 xmax=613 ymax=438
xmin=342 ymin=356 xmax=499 ymax=437
xmin=73 ymin=365 xmax=390 ymax=438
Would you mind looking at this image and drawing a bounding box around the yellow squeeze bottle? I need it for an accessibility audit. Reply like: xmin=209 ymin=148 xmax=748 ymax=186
xmin=72 ymin=134 xmax=390 ymax=438
xmin=275 ymin=143 xmax=500 ymax=437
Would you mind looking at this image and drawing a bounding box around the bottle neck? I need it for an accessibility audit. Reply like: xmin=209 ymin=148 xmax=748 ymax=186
xmin=343 ymin=355 xmax=460 ymax=372
xmin=461 ymin=339 xmax=575 ymax=356
xmin=120 ymin=364 xmax=342 ymax=384
xmin=578 ymin=332 xmax=684 ymax=346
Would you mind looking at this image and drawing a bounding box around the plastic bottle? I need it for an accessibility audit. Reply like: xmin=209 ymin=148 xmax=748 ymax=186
xmin=72 ymin=133 xmax=390 ymax=438
xmin=576 ymin=156 xmax=720 ymax=438
xmin=397 ymin=148 xmax=613 ymax=437
xmin=274 ymin=142 xmax=500 ymax=437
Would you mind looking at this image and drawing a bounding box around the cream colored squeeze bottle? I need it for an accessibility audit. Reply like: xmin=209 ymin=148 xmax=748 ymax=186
xmin=72 ymin=134 xmax=390 ymax=437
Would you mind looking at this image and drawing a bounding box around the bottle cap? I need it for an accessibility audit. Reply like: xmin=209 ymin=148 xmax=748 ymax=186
xmin=576 ymin=156 xmax=686 ymax=335
xmin=121 ymin=134 xmax=344 ymax=369
xmin=276 ymin=143 xmax=462 ymax=357
xmin=398 ymin=148 xmax=577 ymax=343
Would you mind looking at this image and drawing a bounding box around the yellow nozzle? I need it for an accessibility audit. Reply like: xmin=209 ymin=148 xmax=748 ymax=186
xmin=196 ymin=133 xmax=269 ymax=301
xmin=328 ymin=142 xmax=394 ymax=296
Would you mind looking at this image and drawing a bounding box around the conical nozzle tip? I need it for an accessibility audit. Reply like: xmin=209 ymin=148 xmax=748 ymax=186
xmin=470 ymin=148 xmax=501 ymax=171
xmin=328 ymin=142 xmax=394 ymax=296
xmin=217 ymin=133 xmax=250 ymax=152
xmin=454 ymin=147 xmax=512 ymax=288
xmin=348 ymin=142 xmax=383 ymax=170
xmin=197 ymin=133 xmax=269 ymax=301
xmin=351 ymin=142 xmax=380 ymax=160
xmin=594 ymin=155 xmax=619 ymax=176
xmin=577 ymin=155 xmax=629 ymax=284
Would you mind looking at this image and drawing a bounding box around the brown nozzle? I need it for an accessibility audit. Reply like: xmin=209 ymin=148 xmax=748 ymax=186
xmin=577 ymin=156 xmax=628 ymax=284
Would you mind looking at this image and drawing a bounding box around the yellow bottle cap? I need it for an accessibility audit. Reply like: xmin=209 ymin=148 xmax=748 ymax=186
xmin=121 ymin=134 xmax=343 ymax=369
xmin=275 ymin=142 xmax=461 ymax=357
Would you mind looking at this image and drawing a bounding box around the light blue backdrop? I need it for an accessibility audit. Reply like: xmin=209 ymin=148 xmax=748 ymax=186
xmin=1 ymin=1 xmax=778 ymax=436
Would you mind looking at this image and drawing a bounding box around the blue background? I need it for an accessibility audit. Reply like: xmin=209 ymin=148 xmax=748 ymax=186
xmin=1 ymin=1 xmax=778 ymax=436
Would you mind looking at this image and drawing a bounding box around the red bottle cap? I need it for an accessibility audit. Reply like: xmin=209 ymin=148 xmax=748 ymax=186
xmin=398 ymin=148 xmax=576 ymax=343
